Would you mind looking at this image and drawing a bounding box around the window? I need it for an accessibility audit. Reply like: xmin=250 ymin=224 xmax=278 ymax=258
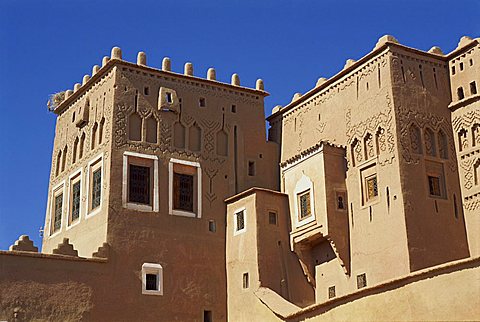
xmin=144 ymin=86 xmax=150 ymax=95
xmin=426 ymin=160 xmax=446 ymax=199
xmin=53 ymin=193 xmax=63 ymax=233
xmin=248 ymin=161 xmax=255 ymax=176
xmin=68 ymin=171 xmax=82 ymax=226
xmin=298 ymin=190 xmax=312 ymax=220
xmin=357 ymin=273 xmax=367 ymax=289
xmin=438 ymin=130 xmax=448 ymax=159
xmin=142 ymin=263 xmax=163 ymax=295
xmin=328 ymin=286 xmax=336 ymax=299
xmin=242 ymin=272 xmax=249 ymax=289
xmin=460 ymin=62 xmax=464 ymax=71
xmin=451 ymin=66 xmax=456 ymax=75
xmin=129 ymin=165 xmax=150 ymax=205
xmin=470 ymin=58 xmax=474 ymax=66
xmin=366 ymin=175 xmax=378 ymax=201
xmin=335 ymin=191 xmax=347 ymax=211
xmin=87 ymin=156 xmax=103 ymax=216
xmin=208 ymin=220 xmax=216 ymax=232
xmin=169 ymin=158 xmax=201 ymax=217
xmin=204 ymin=310 xmax=212 ymax=322
xmin=458 ymin=87 xmax=465 ymax=100
xmin=123 ymin=152 xmax=159 ymax=212
xmin=234 ymin=209 xmax=246 ymax=234
xmin=470 ymin=81 xmax=477 ymax=95
xmin=231 ymin=105 xmax=237 ymax=113
xmin=199 ymin=97 xmax=206 ymax=107
xmin=361 ymin=164 xmax=379 ymax=205
xmin=268 ymin=211 xmax=277 ymax=225
xmin=166 ymin=92 xmax=173 ymax=103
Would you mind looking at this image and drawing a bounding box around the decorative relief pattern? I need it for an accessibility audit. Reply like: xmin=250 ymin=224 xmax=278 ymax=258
xmin=346 ymin=93 xmax=396 ymax=168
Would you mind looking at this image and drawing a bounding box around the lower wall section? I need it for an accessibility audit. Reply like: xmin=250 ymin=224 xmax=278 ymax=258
xmin=240 ymin=257 xmax=480 ymax=322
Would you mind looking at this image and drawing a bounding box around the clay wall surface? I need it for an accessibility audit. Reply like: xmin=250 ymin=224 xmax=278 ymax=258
xmin=449 ymin=39 xmax=480 ymax=257
xmin=389 ymin=46 xmax=470 ymax=271
xmin=102 ymin=59 xmax=277 ymax=321
xmin=42 ymin=66 xmax=116 ymax=257
xmin=0 ymin=251 xmax=108 ymax=321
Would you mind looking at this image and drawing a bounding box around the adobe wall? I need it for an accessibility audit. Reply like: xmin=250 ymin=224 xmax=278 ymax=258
xmin=0 ymin=251 xmax=108 ymax=321
xmin=389 ymin=45 xmax=471 ymax=271
xmin=101 ymin=57 xmax=278 ymax=321
xmin=42 ymin=65 xmax=116 ymax=257
xmin=449 ymin=38 xmax=480 ymax=257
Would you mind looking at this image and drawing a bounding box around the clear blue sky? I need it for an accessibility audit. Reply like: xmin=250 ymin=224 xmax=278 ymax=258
xmin=0 ymin=0 xmax=478 ymax=251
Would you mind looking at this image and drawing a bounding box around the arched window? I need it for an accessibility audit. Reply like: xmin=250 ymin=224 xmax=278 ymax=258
xmin=145 ymin=116 xmax=158 ymax=144
xmin=98 ymin=117 xmax=105 ymax=145
xmin=55 ymin=150 xmax=62 ymax=177
xmin=72 ymin=137 xmax=79 ymax=164
xmin=424 ymin=128 xmax=436 ymax=156
xmin=128 ymin=113 xmax=142 ymax=141
xmin=458 ymin=129 xmax=469 ymax=152
xmin=351 ymin=138 xmax=362 ymax=167
xmin=472 ymin=123 xmax=480 ymax=147
xmin=457 ymin=87 xmax=465 ymax=100
xmin=79 ymin=133 xmax=86 ymax=159
xmin=173 ymin=122 xmax=185 ymax=149
xmin=438 ymin=130 xmax=448 ymax=159
xmin=188 ymin=123 xmax=201 ymax=152
xmin=409 ymin=124 xmax=422 ymax=154
xmin=376 ymin=127 xmax=386 ymax=155
xmin=91 ymin=122 xmax=98 ymax=150
xmin=216 ymin=130 xmax=228 ymax=156
xmin=364 ymin=133 xmax=375 ymax=160
xmin=474 ymin=159 xmax=480 ymax=186
xmin=61 ymin=145 xmax=68 ymax=172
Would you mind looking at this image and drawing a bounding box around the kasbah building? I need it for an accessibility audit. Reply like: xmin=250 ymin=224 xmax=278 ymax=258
xmin=0 ymin=34 xmax=479 ymax=321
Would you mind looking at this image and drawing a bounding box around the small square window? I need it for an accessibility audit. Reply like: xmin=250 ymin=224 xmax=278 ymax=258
xmin=231 ymin=105 xmax=237 ymax=113
xmin=426 ymin=160 xmax=446 ymax=199
xmin=204 ymin=310 xmax=212 ymax=322
xmin=144 ymin=86 xmax=150 ymax=95
xmin=243 ymin=272 xmax=249 ymax=289
xmin=142 ymin=263 xmax=163 ymax=295
xmin=451 ymin=66 xmax=456 ymax=75
xmin=328 ymin=286 xmax=336 ymax=299
xmin=166 ymin=92 xmax=173 ymax=103
xmin=357 ymin=273 xmax=367 ymax=289
xmin=470 ymin=81 xmax=477 ymax=95
xmin=248 ymin=161 xmax=255 ymax=176
xmin=268 ymin=211 xmax=277 ymax=225
xmin=470 ymin=59 xmax=474 ymax=66
xmin=145 ymin=274 xmax=158 ymax=291
xmin=460 ymin=62 xmax=464 ymax=71
xmin=199 ymin=97 xmax=206 ymax=107
xmin=335 ymin=191 xmax=347 ymax=211
xmin=298 ymin=190 xmax=311 ymax=220
xmin=209 ymin=220 xmax=216 ymax=232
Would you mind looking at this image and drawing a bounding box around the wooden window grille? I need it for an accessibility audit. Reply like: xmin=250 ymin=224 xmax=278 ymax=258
xmin=53 ymin=193 xmax=63 ymax=232
xmin=328 ymin=286 xmax=336 ymax=299
xmin=173 ymin=173 xmax=194 ymax=212
xmin=71 ymin=181 xmax=81 ymax=222
xmin=298 ymin=191 xmax=311 ymax=220
xmin=366 ymin=175 xmax=378 ymax=201
xmin=92 ymin=168 xmax=102 ymax=209
xmin=236 ymin=210 xmax=245 ymax=231
xmin=268 ymin=212 xmax=277 ymax=225
xmin=129 ymin=165 xmax=150 ymax=205
xmin=357 ymin=273 xmax=367 ymax=289
xmin=428 ymin=176 xmax=442 ymax=197
xmin=145 ymin=273 xmax=158 ymax=291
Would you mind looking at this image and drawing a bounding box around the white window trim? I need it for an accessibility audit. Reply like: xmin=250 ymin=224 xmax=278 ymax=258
xmin=48 ymin=180 xmax=66 ymax=238
xmin=233 ymin=207 xmax=246 ymax=236
xmin=293 ymin=174 xmax=316 ymax=228
xmin=122 ymin=151 xmax=159 ymax=212
xmin=168 ymin=158 xmax=202 ymax=218
xmin=86 ymin=153 xmax=104 ymax=218
xmin=66 ymin=167 xmax=83 ymax=230
xmin=142 ymin=263 xmax=163 ymax=296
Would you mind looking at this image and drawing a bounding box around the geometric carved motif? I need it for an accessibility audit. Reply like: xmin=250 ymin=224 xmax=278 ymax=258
xmin=424 ymin=128 xmax=436 ymax=157
xmin=364 ymin=133 xmax=375 ymax=160
xmin=409 ymin=124 xmax=422 ymax=154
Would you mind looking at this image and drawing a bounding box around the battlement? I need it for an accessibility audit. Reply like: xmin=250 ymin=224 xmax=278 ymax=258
xmin=268 ymin=35 xmax=478 ymax=120
xmin=53 ymin=46 xmax=268 ymax=115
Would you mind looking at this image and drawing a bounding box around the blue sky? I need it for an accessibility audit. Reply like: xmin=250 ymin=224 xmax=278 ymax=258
xmin=0 ymin=0 xmax=478 ymax=250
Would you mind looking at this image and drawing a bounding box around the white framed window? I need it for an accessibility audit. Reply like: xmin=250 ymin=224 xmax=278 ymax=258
xmin=123 ymin=151 xmax=159 ymax=212
xmin=67 ymin=168 xmax=83 ymax=229
xmin=142 ymin=263 xmax=163 ymax=296
xmin=234 ymin=207 xmax=246 ymax=235
xmin=293 ymin=174 xmax=316 ymax=227
xmin=168 ymin=158 xmax=202 ymax=218
xmin=86 ymin=153 xmax=104 ymax=218
xmin=49 ymin=181 xmax=66 ymax=237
